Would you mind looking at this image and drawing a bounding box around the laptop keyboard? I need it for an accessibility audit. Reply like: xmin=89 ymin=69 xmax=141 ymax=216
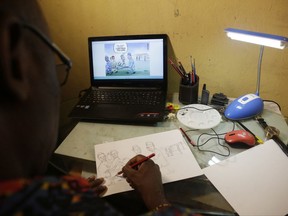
xmin=82 ymin=89 xmax=163 ymax=106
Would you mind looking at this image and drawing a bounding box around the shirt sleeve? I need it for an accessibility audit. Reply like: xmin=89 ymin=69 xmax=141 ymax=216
xmin=0 ymin=175 xmax=122 ymax=216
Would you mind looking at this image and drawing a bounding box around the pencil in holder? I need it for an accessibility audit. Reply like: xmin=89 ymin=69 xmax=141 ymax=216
xmin=178 ymin=75 xmax=199 ymax=104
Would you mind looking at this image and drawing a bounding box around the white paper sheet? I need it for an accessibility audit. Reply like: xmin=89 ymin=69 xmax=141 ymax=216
xmin=203 ymin=140 xmax=288 ymax=216
xmin=94 ymin=129 xmax=203 ymax=196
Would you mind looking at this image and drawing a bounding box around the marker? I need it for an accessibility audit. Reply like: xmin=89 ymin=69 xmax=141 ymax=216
xmin=179 ymin=128 xmax=195 ymax=146
xmin=116 ymin=153 xmax=155 ymax=176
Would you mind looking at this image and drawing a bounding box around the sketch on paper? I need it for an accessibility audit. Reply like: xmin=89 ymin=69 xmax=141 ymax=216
xmin=96 ymin=150 xmax=128 ymax=186
xmin=94 ymin=129 xmax=203 ymax=196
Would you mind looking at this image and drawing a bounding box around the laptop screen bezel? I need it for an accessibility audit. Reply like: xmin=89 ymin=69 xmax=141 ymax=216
xmin=88 ymin=34 xmax=168 ymax=89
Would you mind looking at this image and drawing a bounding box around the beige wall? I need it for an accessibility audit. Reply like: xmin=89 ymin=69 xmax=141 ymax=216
xmin=39 ymin=0 xmax=288 ymax=117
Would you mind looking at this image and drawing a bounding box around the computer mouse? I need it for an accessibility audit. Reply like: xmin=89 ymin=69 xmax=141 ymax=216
xmin=224 ymin=93 xmax=264 ymax=120
xmin=224 ymin=130 xmax=256 ymax=148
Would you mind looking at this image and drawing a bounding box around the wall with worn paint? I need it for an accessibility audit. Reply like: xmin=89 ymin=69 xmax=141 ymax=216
xmin=39 ymin=0 xmax=288 ymax=117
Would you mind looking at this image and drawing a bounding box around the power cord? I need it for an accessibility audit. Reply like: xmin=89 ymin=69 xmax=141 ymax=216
xmin=263 ymin=99 xmax=281 ymax=111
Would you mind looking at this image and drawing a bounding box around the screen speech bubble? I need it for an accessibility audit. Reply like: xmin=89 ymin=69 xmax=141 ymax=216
xmin=114 ymin=43 xmax=127 ymax=53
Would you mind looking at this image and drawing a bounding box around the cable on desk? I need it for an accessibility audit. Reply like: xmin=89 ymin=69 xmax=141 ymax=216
xmin=178 ymin=106 xmax=216 ymax=112
xmin=196 ymin=128 xmax=230 ymax=157
xmin=263 ymin=99 xmax=281 ymax=111
xmin=186 ymin=121 xmax=236 ymax=157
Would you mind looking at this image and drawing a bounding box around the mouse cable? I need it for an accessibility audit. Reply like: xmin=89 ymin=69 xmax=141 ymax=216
xmin=196 ymin=128 xmax=230 ymax=157
xmin=185 ymin=121 xmax=236 ymax=157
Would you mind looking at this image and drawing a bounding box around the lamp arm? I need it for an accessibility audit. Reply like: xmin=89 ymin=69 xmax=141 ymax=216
xmin=256 ymin=45 xmax=264 ymax=96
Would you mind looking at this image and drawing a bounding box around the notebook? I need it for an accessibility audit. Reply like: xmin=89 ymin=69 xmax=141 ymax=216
xmin=69 ymin=34 xmax=168 ymax=123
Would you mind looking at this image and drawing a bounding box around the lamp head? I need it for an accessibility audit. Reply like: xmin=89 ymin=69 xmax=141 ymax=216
xmin=224 ymin=28 xmax=287 ymax=120
xmin=225 ymin=28 xmax=288 ymax=49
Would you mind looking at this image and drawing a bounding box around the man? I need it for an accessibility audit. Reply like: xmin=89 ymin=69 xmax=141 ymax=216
xmin=105 ymin=55 xmax=113 ymax=75
xmin=126 ymin=52 xmax=135 ymax=74
xmin=0 ymin=0 xmax=170 ymax=215
xmin=0 ymin=0 xmax=60 ymax=179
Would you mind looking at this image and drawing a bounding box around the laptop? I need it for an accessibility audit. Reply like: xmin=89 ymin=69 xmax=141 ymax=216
xmin=69 ymin=34 xmax=168 ymax=124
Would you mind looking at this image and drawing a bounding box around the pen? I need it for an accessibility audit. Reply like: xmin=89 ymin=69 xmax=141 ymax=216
xmin=179 ymin=128 xmax=195 ymax=146
xmin=116 ymin=153 xmax=155 ymax=176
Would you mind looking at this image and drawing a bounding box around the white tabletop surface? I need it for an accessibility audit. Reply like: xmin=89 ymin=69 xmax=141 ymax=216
xmin=55 ymin=94 xmax=288 ymax=168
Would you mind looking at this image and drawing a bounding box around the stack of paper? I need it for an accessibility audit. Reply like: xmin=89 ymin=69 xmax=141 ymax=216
xmin=203 ymin=139 xmax=288 ymax=215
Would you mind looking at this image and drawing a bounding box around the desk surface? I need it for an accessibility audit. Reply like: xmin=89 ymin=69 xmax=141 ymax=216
xmin=55 ymin=103 xmax=288 ymax=168
xmin=54 ymin=95 xmax=288 ymax=215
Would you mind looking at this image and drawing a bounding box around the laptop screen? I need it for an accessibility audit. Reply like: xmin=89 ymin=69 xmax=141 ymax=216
xmin=88 ymin=34 xmax=167 ymax=88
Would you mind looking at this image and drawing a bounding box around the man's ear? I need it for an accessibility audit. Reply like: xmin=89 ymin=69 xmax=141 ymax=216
xmin=0 ymin=16 xmax=30 ymax=101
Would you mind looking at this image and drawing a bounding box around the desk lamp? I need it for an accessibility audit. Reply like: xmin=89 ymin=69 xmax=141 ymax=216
xmin=224 ymin=28 xmax=288 ymax=120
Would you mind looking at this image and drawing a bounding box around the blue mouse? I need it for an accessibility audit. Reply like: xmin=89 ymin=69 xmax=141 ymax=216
xmin=224 ymin=93 xmax=264 ymax=120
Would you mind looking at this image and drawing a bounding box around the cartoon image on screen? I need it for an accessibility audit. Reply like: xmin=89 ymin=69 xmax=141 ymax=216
xmin=104 ymin=42 xmax=150 ymax=76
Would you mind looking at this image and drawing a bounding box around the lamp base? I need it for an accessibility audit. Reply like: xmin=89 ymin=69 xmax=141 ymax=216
xmin=224 ymin=93 xmax=264 ymax=120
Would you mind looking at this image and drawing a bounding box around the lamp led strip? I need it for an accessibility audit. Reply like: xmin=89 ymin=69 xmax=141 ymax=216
xmin=225 ymin=28 xmax=287 ymax=49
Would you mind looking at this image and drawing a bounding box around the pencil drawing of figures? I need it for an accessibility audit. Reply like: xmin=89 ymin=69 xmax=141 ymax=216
xmin=145 ymin=141 xmax=168 ymax=167
xmin=94 ymin=129 xmax=203 ymax=196
xmin=97 ymin=150 xmax=127 ymax=186
xmin=132 ymin=144 xmax=142 ymax=154
xmin=165 ymin=141 xmax=186 ymax=157
xmin=97 ymin=152 xmax=111 ymax=179
xmin=108 ymin=150 xmax=126 ymax=176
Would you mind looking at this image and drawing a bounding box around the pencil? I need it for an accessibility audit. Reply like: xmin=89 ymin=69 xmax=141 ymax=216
xmin=236 ymin=121 xmax=263 ymax=144
xmin=168 ymin=58 xmax=185 ymax=79
xmin=178 ymin=61 xmax=187 ymax=74
xmin=116 ymin=153 xmax=155 ymax=176
xmin=179 ymin=128 xmax=195 ymax=146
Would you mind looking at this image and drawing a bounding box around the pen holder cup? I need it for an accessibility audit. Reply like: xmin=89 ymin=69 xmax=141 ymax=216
xmin=178 ymin=76 xmax=199 ymax=105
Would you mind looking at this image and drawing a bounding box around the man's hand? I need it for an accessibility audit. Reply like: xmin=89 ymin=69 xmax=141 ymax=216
xmin=122 ymin=155 xmax=169 ymax=210
xmin=87 ymin=175 xmax=107 ymax=197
